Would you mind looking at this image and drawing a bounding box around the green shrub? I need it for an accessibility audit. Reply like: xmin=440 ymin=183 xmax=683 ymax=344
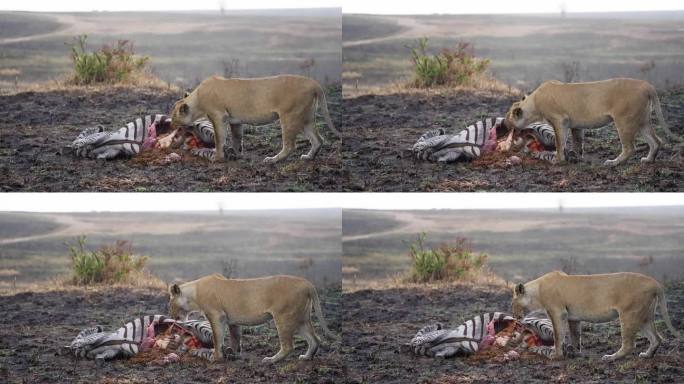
xmin=407 ymin=233 xmax=488 ymax=283
xmin=67 ymin=235 xmax=148 ymax=285
xmin=69 ymin=35 xmax=149 ymax=85
xmin=407 ymin=38 xmax=490 ymax=88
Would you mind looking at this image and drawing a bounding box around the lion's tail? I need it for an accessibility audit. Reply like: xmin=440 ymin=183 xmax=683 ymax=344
xmin=649 ymin=87 xmax=679 ymax=141
xmin=309 ymin=285 xmax=340 ymax=341
xmin=657 ymin=285 xmax=681 ymax=339
xmin=314 ymin=84 xmax=341 ymax=137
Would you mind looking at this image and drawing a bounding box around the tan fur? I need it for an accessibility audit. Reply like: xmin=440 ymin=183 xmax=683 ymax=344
xmin=512 ymin=271 xmax=680 ymax=361
xmin=170 ymin=75 xmax=339 ymax=163
xmin=169 ymin=274 xmax=338 ymax=363
xmin=505 ymin=78 xmax=674 ymax=165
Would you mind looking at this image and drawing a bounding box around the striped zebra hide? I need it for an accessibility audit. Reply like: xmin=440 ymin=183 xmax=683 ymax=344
xmin=407 ymin=312 xmax=515 ymax=358
xmin=407 ymin=312 xmax=557 ymax=359
xmin=70 ymin=115 xmax=216 ymax=160
xmin=66 ymin=314 xmax=215 ymax=362
xmin=412 ymin=118 xmax=559 ymax=163
xmin=412 ymin=117 xmax=503 ymax=163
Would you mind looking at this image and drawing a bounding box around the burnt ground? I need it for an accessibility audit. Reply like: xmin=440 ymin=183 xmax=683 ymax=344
xmin=341 ymin=88 xmax=684 ymax=191
xmin=341 ymin=281 xmax=684 ymax=384
xmin=0 ymin=286 xmax=343 ymax=384
xmin=0 ymin=85 xmax=345 ymax=192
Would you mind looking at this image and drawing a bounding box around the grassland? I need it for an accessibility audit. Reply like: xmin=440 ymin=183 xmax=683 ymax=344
xmin=342 ymin=207 xmax=684 ymax=286
xmin=0 ymin=9 xmax=341 ymax=90
xmin=343 ymin=11 xmax=684 ymax=94
xmin=0 ymin=209 xmax=342 ymax=290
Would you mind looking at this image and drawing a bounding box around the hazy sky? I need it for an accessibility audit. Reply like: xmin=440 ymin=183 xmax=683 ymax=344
xmin=343 ymin=0 xmax=683 ymax=14
xmin=0 ymin=193 xmax=681 ymax=212
xmin=3 ymin=0 xmax=681 ymax=13
xmin=1 ymin=0 xmax=340 ymax=12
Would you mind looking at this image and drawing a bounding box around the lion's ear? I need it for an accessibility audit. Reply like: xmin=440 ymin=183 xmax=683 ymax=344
xmin=184 ymin=91 xmax=190 ymax=98
xmin=515 ymin=283 xmax=525 ymax=295
xmin=521 ymin=94 xmax=527 ymax=101
xmin=179 ymin=103 xmax=189 ymax=115
xmin=170 ymin=283 xmax=181 ymax=296
xmin=512 ymin=107 xmax=523 ymax=119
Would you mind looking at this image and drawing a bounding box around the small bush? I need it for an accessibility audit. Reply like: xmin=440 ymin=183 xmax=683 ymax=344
xmin=69 ymin=34 xmax=149 ymax=85
xmin=407 ymin=233 xmax=488 ymax=283
xmin=67 ymin=236 xmax=148 ymax=285
xmin=407 ymin=38 xmax=490 ymax=88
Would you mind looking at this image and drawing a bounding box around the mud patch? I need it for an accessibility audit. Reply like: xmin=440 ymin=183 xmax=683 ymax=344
xmin=341 ymin=282 xmax=684 ymax=383
xmin=0 ymin=85 xmax=344 ymax=191
xmin=0 ymin=286 xmax=343 ymax=383
xmin=341 ymin=88 xmax=684 ymax=191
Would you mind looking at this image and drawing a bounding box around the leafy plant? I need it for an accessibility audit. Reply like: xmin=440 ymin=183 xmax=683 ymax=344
xmin=407 ymin=233 xmax=488 ymax=283
xmin=69 ymin=34 xmax=149 ymax=85
xmin=67 ymin=235 xmax=148 ymax=285
xmin=407 ymin=38 xmax=490 ymax=88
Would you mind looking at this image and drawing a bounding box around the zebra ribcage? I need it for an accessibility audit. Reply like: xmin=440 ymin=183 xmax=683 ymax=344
xmin=177 ymin=319 xmax=214 ymax=347
xmin=521 ymin=316 xmax=554 ymax=343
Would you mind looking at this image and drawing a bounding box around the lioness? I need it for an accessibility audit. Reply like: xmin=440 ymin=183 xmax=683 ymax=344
xmin=512 ymin=271 xmax=680 ymax=360
xmin=505 ymin=78 xmax=674 ymax=165
xmin=168 ymin=274 xmax=338 ymax=363
xmin=170 ymin=75 xmax=339 ymax=163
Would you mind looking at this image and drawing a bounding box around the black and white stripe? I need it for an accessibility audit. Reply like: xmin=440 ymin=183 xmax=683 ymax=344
xmin=412 ymin=117 xmax=503 ymax=163
xmin=67 ymin=315 xmax=174 ymax=361
xmin=408 ymin=312 xmax=514 ymax=358
xmin=67 ymin=315 xmax=216 ymax=362
xmin=520 ymin=316 xmax=554 ymax=344
xmin=71 ymin=114 xmax=168 ymax=159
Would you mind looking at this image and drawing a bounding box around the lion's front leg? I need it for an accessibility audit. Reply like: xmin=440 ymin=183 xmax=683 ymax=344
xmin=550 ymin=118 xmax=569 ymax=164
xmin=227 ymin=324 xmax=242 ymax=357
xmin=208 ymin=112 xmax=229 ymax=162
xmin=206 ymin=312 xmax=226 ymax=362
xmin=547 ymin=308 xmax=568 ymax=359
xmin=229 ymin=123 xmax=244 ymax=157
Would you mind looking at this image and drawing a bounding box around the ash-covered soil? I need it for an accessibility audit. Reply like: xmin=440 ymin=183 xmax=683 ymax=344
xmin=341 ymin=88 xmax=684 ymax=191
xmin=341 ymin=282 xmax=684 ymax=383
xmin=0 ymin=286 xmax=343 ymax=383
xmin=0 ymin=85 xmax=344 ymax=191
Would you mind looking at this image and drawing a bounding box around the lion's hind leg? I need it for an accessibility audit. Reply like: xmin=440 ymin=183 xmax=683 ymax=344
xmin=605 ymin=118 xmax=637 ymax=166
xmin=639 ymin=299 xmax=662 ymax=358
xmin=639 ymin=123 xmax=662 ymax=163
xmin=602 ymin=311 xmax=639 ymax=361
xmin=301 ymin=122 xmax=323 ymax=161
xmin=263 ymin=117 xmax=296 ymax=163
xmin=262 ymin=315 xmax=295 ymax=363
xmin=297 ymin=320 xmax=321 ymax=360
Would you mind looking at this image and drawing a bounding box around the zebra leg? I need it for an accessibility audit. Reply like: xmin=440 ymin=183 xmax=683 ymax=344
xmin=229 ymin=123 xmax=243 ymax=158
xmin=227 ymin=325 xmax=242 ymax=356
xmin=94 ymin=348 xmax=120 ymax=365
xmin=95 ymin=147 xmax=121 ymax=160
